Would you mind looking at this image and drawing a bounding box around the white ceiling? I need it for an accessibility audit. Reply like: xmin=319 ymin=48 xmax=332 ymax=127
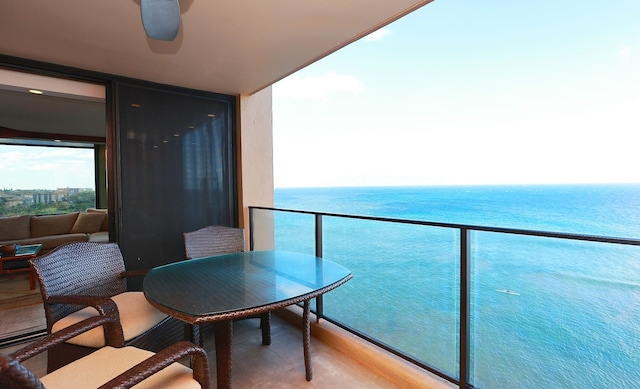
xmin=0 ymin=69 xmax=105 ymax=138
xmin=0 ymin=88 xmax=105 ymax=138
xmin=0 ymin=0 xmax=433 ymax=95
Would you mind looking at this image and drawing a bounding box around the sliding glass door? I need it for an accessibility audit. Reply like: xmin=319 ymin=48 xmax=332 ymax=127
xmin=116 ymin=83 xmax=237 ymax=276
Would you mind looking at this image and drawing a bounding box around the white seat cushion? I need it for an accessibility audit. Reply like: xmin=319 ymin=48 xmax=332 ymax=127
xmin=40 ymin=345 xmax=201 ymax=389
xmin=52 ymin=291 xmax=168 ymax=348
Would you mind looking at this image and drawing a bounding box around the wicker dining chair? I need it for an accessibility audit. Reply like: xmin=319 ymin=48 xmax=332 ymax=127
xmin=183 ymin=225 xmax=271 ymax=346
xmin=29 ymin=242 xmax=187 ymax=373
xmin=0 ymin=313 xmax=210 ymax=389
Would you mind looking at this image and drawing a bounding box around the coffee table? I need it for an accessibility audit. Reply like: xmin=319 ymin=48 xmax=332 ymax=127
xmin=0 ymin=244 xmax=42 ymax=290
xmin=143 ymin=250 xmax=352 ymax=389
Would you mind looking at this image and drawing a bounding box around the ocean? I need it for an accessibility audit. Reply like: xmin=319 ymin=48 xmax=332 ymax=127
xmin=272 ymin=184 xmax=640 ymax=389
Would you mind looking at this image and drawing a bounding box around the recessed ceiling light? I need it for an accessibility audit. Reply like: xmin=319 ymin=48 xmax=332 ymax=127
xmin=173 ymin=133 xmax=180 ymax=137
xmin=28 ymin=89 xmax=43 ymax=95
xmin=188 ymin=125 xmax=195 ymax=129
xmin=207 ymin=113 xmax=215 ymax=117
xmin=131 ymin=103 xmax=141 ymax=108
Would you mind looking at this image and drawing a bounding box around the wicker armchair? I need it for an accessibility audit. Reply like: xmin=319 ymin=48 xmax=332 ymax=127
xmin=0 ymin=313 xmax=210 ymax=388
xmin=183 ymin=225 xmax=271 ymax=346
xmin=28 ymin=242 xmax=187 ymax=373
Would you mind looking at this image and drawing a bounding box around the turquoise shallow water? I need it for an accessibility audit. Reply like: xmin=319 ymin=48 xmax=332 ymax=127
xmin=273 ymin=184 xmax=640 ymax=389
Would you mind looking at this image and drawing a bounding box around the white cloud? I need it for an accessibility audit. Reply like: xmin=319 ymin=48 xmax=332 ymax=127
xmin=0 ymin=145 xmax=95 ymax=190
xmin=364 ymin=27 xmax=391 ymax=42
xmin=619 ymin=44 xmax=631 ymax=58
xmin=274 ymin=72 xmax=363 ymax=100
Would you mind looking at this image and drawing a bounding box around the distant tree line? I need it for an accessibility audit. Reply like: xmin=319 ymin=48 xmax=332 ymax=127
xmin=0 ymin=191 xmax=96 ymax=217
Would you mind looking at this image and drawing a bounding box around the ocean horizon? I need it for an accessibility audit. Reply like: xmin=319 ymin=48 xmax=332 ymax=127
xmin=272 ymin=183 xmax=640 ymax=388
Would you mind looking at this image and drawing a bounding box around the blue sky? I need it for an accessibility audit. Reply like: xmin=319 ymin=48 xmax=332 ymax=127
xmin=273 ymin=0 xmax=640 ymax=188
xmin=0 ymin=146 xmax=95 ymax=190
xmin=1 ymin=1 xmax=639 ymax=191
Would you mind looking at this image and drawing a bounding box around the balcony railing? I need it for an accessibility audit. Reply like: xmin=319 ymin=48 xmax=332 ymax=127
xmin=249 ymin=206 xmax=640 ymax=389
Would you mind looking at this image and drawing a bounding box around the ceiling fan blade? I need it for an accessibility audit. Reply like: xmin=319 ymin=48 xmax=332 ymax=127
xmin=140 ymin=0 xmax=181 ymax=41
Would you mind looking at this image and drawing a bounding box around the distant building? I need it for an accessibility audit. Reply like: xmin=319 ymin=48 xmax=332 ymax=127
xmin=0 ymin=188 xmax=91 ymax=207
xmin=0 ymin=192 xmax=30 ymax=208
xmin=32 ymin=192 xmax=55 ymax=204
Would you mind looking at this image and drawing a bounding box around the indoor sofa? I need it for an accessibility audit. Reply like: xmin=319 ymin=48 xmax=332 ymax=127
xmin=0 ymin=208 xmax=108 ymax=256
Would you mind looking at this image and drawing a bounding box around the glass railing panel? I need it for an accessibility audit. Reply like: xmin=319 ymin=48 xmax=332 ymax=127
xmin=254 ymin=209 xmax=319 ymax=310
xmin=250 ymin=206 xmax=640 ymax=388
xmin=321 ymin=216 xmax=460 ymax=378
xmin=250 ymin=208 xmax=316 ymax=254
xmin=250 ymin=208 xmax=275 ymax=250
xmin=471 ymin=232 xmax=640 ymax=389
xmin=273 ymin=210 xmax=316 ymax=255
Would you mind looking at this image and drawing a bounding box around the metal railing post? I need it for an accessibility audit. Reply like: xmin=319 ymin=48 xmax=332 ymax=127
xmin=315 ymin=214 xmax=324 ymax=322
xmin=460 ymin=228 xmax=471 ymax=389
xmin=248 ymin=206 xmax=254 ymax=251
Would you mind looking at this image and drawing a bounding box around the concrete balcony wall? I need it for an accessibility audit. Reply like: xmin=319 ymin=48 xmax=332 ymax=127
xmin=237 ymin=87 xmax=275 ymax=249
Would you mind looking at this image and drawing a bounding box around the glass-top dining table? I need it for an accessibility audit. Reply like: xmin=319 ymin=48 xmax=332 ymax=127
xmin=143 ymin=250 xmax=352 ymax=389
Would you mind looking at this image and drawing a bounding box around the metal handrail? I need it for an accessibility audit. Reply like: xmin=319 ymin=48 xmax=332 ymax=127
xmin=250 ymin=206 xmax=640 ymax=246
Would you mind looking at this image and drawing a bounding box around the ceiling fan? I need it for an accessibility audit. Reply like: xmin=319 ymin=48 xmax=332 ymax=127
xmin=140 ymin=0 xmax=181 ymax=41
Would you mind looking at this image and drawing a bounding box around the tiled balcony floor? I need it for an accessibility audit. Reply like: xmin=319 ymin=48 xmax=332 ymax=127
xmin=1 ymin=272 xmax=452 ymax=388
xmin=0 ymin=307 xmax=407 ymax=388
xmin=204 ymin=312 xmax=401 ymax=388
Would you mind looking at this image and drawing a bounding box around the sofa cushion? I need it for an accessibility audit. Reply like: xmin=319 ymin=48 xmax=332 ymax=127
xmin=0 ymin=215 xmax=31 ymax=241
xmin=31 ymin=213 xmax=79 ymax=238
xmin=71 ymin=212 xmax=105 ymax=234
xmin=88 ymin=231 xmax=109 ymax=243
xmin=36 ymin=234 xmax=89 ymax=250
xmin=86 ymin=208 xmax=109 ymax=232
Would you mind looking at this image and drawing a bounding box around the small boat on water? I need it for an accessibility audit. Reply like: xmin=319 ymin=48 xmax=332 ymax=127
xmin=495 ymin=289 xmax=520 ymax=296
